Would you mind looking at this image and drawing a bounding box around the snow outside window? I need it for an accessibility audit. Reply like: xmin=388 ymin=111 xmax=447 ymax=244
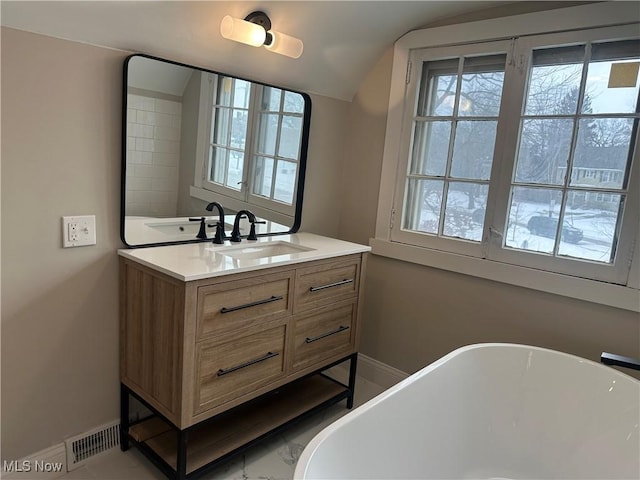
xmin=390 ymin=27 xmax=639 ymax=285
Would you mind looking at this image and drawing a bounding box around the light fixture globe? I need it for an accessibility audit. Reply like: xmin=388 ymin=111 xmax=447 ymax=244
xmin=220 ymin=15 xmax=266 ymax=47
xmin=265 ymin=31 xmax=304 ymax=59
xmin=220 ymin=11 xmax=303 ymax=58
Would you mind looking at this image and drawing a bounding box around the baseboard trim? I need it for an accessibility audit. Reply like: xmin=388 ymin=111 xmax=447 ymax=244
xmin=2 ymin=444 xmax=66 ymax=479
xmin=357 ymin=353 xmax=409 ymax=388
xmin=324 ymin=353 xmax=408 ymax=390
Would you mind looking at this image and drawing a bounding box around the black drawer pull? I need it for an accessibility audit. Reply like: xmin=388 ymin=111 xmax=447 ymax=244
xmin=217 ymin=351 xmax=279 ymax=376
xmin=220 ymin=295 xmax=283 ymax=314
xmin=305 ymin=325 xmax=350 ymax=344
xmin=309 ymin=279 xmax=354 ymax=292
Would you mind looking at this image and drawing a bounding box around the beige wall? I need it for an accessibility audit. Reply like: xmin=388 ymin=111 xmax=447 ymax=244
xmin=1 ymin=28 xmax=124 ymax=461
xmin=362 ymin=255 xmax=640 ymax=374
xmin=299 ymin=93 xmax=348 ymax=237
xmin=0 ymin=27 xmax=347 ymax=460
xmin=340 ymin=32 xmax=640 ymax=376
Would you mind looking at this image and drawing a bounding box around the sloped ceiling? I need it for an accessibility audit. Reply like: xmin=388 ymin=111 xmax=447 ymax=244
xmin=3 ymin=1 xmax=539 ymax=101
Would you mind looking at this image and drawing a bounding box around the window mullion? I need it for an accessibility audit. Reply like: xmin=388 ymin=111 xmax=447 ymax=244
xmin=554 ymin=42 xmax=592 ymax=255
xmin=438 ymin=59 xmax=464 ymax=237
xmin=244 ymin=83 xmax=262 ymax=203
xmin=222 ymin=106 xmax=232 ymax=187
xmin=438 ymin=181 xmax=449 ymax=236
xmin=485 ymin=39 xmax=529 ymax=260
xmin=269 ymin=95 xmax=286 ymax=201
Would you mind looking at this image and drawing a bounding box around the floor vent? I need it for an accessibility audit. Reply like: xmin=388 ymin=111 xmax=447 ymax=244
xmin=64 ymin=420 xmax=120 ymax=470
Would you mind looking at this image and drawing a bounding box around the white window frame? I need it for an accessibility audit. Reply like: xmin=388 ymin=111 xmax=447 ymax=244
xmin=373 ymin=2 xmax=640 ymax=312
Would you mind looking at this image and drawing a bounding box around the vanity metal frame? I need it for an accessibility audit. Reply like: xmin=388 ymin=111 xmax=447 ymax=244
xmin=120 ymin=353 xmax=358 ymax=480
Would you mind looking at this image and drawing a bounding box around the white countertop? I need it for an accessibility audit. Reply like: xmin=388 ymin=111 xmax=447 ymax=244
xmin=118 ymin=233 xmax=371 ymax=281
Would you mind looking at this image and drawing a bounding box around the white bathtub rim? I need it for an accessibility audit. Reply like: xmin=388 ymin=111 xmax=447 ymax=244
xmin=294 ymin=342 xmax=640 ymax=480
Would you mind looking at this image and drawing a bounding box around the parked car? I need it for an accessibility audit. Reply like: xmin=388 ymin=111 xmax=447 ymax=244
xmin=527 ymin=215 xmax=583 ymax=244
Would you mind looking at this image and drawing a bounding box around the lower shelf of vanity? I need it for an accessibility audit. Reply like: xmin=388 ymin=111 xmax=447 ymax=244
xmin=127 ymin=373 xmax=350 ymax=478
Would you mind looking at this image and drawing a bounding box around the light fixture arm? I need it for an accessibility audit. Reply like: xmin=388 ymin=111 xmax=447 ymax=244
xmin=244 ymin=11 xmax=271 ymax=32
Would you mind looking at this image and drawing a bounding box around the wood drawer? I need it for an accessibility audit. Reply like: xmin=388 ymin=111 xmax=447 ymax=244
xmin=292 ymin=300 xmax=356 ymax=372
xmin=294 ymin=256 xmax=360 ymax=312
xmin=193 ymin=321 xmax=287 ymax=414
xmin=196 ymin=271 xmax=293 ymax=340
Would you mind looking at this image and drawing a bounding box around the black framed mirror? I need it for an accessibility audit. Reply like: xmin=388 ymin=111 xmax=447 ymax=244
xmin=121 ymin=54 xmax=311 ymax=247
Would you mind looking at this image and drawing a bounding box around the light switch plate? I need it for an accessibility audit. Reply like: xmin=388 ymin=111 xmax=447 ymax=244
xmin=62 ymin=215 xmax=96 ymax=247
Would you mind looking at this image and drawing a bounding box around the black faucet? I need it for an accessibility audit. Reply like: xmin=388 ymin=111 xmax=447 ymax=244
xmin=230 ymin=210 xmax=257 ymax=242
xmin=205 ymin=202 xmax=226 ymax=244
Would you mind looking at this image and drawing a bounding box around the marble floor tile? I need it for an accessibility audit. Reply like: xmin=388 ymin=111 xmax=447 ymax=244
xmin=57 ymin=375 xmax=386 ymax=480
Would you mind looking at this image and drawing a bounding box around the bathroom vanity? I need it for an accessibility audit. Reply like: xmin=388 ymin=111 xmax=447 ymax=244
xmin=118 ymin=233 xmax=370 ymax=480
xmin=117 ymin=53 xmax=364 ymax=479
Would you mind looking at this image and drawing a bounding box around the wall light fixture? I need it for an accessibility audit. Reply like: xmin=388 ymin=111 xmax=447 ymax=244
xmin=220 ymin=11 xmax=304 ymax=59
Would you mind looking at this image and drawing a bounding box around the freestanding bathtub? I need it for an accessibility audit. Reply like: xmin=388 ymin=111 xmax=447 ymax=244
xmin=294 ymin=343 xmax=640 ymax=479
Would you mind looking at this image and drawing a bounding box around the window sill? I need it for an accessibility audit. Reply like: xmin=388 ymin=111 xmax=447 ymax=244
xmin=190 ymin=186 xmax=294 ymax=228
xmin=369 ymin=238 xmax=639 ymax=313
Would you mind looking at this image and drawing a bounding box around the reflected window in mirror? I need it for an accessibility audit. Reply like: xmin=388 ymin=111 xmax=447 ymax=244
xmin=208 ymin=76 xmax=249 ymax=193
xmin=195 ymin=74 xmax=305 ymax=219
xmin=254 ymin=88 xmax=304 ymax=206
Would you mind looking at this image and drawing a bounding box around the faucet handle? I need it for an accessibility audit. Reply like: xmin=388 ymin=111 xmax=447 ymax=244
xmin=189 ymin=217 xmax=208 ymax=240
xmin=247 ymin=220 xmax=266 ymax=241
xmin=208 ymin=221 xmax=226 ymax=244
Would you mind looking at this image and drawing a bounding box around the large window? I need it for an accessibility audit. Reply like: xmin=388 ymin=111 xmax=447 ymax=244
xmin=503 ymin=41 xmax=637 ymax=268
xmin=196 ymin=74 xmax=305 ymax=217
xmin=400 ymin=48 xmax=507 ymax=257
xmin=377 ymin=13 xmax=639 ymax=305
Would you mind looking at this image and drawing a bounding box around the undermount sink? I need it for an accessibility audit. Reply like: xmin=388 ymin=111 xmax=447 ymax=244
xmin=216 ymin=241 xmax=315 ymax=260
xmin=146 ymin=219 xmax=232 ymax=235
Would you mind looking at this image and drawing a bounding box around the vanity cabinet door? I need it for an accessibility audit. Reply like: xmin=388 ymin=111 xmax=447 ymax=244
xmin=193 ymin=320 xmax=287 ymax=415
xmin=292 ymin=300 xmax=356 ymax=372
xmin=196 ymin=270 xmax=294 ymax=341
xmin=294 ymin=256 xmax=361 ymax=313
